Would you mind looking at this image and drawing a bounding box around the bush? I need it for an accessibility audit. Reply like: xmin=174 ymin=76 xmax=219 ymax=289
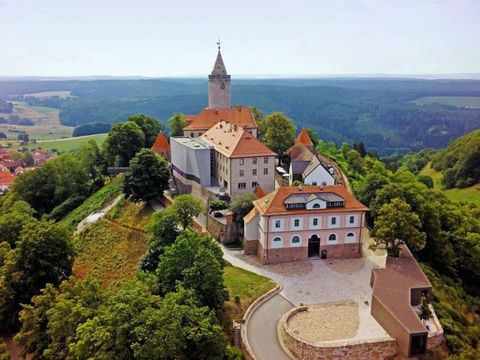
xmin=47 ymin=195 xmax=88 ymax=221
xmin=210 ymin=199 xmax=227 ymax=211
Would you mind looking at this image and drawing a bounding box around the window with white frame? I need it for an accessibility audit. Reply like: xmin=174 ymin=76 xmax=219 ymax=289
xmin=238 ymin=183 xmax=246 ymax=189
xmin=331 ymin=217 xmax=337 ymax=225
xmin=239 ymin=170 xmax=244 ymax=177
xmin=263 ymin=168 xmax=268 ymax=175
xmin=349 ymin=215 xmax=355 ymax=224
xmin=294 ymin=219 xmax=300 ymax=227
xmin=264 ymin=157 xmax=269 ymax=164
xmin=252 ymin=169 xmax=257 ymax=175
xmin=240 ymin=158 xmax=244 ymax=165
xmin=272 ymin=236 xmax=283 ymax=248
xmin=328 ymin=233 xmax=337 ymax=242
xmin=252 ymin=181 xmax=258 ymax=188
xmin=253 ymin=157 xmax=257 ymax=165
xmin=345 ymin=232 xmax=356 ymax=243
xmin=275 ymin=220 xmax=281 ymax=228
xmin=313 ymin=218 xmax=318 ymax=226
xmin=291 ymin=235 xmax=301 ymax=246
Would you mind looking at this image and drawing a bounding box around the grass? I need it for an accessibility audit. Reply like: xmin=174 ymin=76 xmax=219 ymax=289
xmin=73 ymin=218 xmax=148 ymax=289
xmin=0 ymin=101 xmax=73 ymax=140
xmin=420 ymin=163 xmax=480 ymax=206
xmin=223 ymin=266 xmax=276 ymax=321
xmin=61 ymin=176 xmax=124 ymax=230
xmin=9 ymin=133 xmax=108 ymax=153
xmin=106 ymin=197 xmax=154 ymax=232
xmin=412 ymin=96 xmax=480 ymax=108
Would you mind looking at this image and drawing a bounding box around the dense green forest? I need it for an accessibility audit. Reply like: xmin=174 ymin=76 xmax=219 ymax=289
xmin=1 ymin=78 xmax=480 ymax=154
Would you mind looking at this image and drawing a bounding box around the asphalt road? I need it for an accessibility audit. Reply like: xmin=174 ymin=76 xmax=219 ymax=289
xmin=247 ymin=293 xmax=293 ymax=360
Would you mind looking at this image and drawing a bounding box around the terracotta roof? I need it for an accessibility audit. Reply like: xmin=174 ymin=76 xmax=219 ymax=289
xmin=372 ymin=246 xmax=431 ymax=333
xmin=243 ymin=207 xmax=258 ymax=224
xmin=0 ymin=171 xmax=14 ymax=186
xmin=253 ymin=185 xmax=368 ymax=216
xmin=201 ymin=121 xmax=276 ymax=159
xmin=184 ymin=107 xmax=256 ymax=131
xmin=254 ymin=185 xmax=266 ymax=198
xmin=296 ymin=128 xmax=314 ymax=147
xmin=152 ymin=131 xmax=170 ymax=156
xmin=287 ymin=143 xmax=315 ymax=162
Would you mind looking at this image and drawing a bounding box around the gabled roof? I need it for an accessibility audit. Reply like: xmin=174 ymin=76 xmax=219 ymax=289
xmin=296 ymin=128 xmax=314 ymax=147
xmin=152 ymin=131 xmax=170 ymax=155
xmin=254 ymin=185 xmax=266 ymax=198
xmin=243 ymin=207 xmax=258 ymax=224
xmin=302 ymin=156 xmax=334 ymax=180
xmin=253 ymin=185 xmax=368 ymax=216
xmin=184 ymin=107 xmax=256 ymax=131
xmin=0 ymin=170 xmax=14 ymax=186
xmin=287 ymin=143 xmax=315 ymax=162
xmin=200 ymin=121 xmax=276 ymax=159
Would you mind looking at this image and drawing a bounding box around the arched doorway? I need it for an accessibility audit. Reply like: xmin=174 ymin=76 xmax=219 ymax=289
xmin=308 ymin=234 xmax=320 ymax=257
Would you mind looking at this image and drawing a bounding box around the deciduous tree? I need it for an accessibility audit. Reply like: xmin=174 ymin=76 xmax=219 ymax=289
xmin=128 ymin=114 xmax=162 ymax=148
xmin=104 ymin=121 xmax=145 ymax=166
xmin=171 ymin=194 xmax=203 ymax=229
xmin=262 ymin=112 xmax=296 ymax=155
xmin=167 ymin=112 xmax=185 ymax=137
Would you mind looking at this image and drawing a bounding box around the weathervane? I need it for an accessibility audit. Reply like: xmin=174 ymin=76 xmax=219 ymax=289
xmin=217 ymin=38 xmax=221 ymax=51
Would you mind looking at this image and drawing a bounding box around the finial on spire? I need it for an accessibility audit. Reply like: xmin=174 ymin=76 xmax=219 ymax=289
xmin=217 ymin=37 xmax=221 ymax=51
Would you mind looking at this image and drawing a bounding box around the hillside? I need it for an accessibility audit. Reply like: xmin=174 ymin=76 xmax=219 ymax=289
xmin=2 ymin=78 xmax=480 ymax=155
xmin=431 ymin=129 xmax=480 ymax=189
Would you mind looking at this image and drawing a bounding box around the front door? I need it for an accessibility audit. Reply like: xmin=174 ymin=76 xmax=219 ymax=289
xmin=308 ymin=235 xmax=320 ymax=257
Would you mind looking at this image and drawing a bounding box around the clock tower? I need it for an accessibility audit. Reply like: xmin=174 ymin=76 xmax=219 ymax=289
xmin=208 ymin=40 xmax=231 ymax=109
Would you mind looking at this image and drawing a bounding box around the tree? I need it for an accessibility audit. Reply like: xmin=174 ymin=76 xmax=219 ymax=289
xmin=306 ymin=128 xmax=319 ymax=147
xmin=418 ymin=294 xmax=432 ymax=324
xmin=24 ymin=151 xmax=34 ymax=167
xmin=262 ymin=112 xmax=296 ymax=155
xmin=0 ymin=200 xmax=37 ymax=247
xmin=171 ymin=194 xmax=203 ymax=229
xmin=79 ymin=140 xmax=107 ymax=191
xmin=230 ymin=193 xmax=256 ymax=225
xmin=156 ymin=229 xmax=227 ymax=310
xmin=123 ymin=149 xmax=170 ymax=202
xmin=370 ymin=198 xmax=426 ymax=257
xmin=353 ymin=142 xmax=367 ymax=157
xmin=104 ymin=121 xmax=145 ymax=166
xmin=345 ymin=149 xmax=364 ymax=174
xmin=416 ymin=174 xmax=434 ymax=189
xmin=128 ymin=114 xmax=162 ymax=148
xmin=167 ymin=112 xmax=186 ymax=137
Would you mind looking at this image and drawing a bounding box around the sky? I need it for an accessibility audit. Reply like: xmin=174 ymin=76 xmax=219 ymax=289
xmin=0 ymin=0 xmax=479 ymax=77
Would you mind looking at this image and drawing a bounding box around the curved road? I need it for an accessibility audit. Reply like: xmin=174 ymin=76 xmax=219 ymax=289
xmin=247 ymin=294 xmax=293 ymax=360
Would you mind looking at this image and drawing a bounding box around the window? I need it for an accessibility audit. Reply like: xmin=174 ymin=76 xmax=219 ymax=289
xmin=253 ymin=157 xmax=257 ymax=165
xmin=349 ymin=216 xmax=355 ymax=224
xmin=346 ymin=232 xmax=355 ymax=243
xmin=252 ymin=169 xmax=257 ymax=176
xmin=312 ymin=181 xmax=317 ymax=185
xmin=252 ymin=181 xmax=258 ymax=188
xmin=275 ymin=220 xmax=281 ymax=228
xmin=263 ymin=168 xmax=268 ymax=175
xmin=264 ymin=157 xmax=269 ymax=164
xmin=294 ymin=219 xmax=300 ymax=227
xmin=331 ymin=217 xmax=337 ymax=225
xmin=238 ymin=183 xmax=246 ymax=189
xmin=328 ymin=234 xmax=337 ymax=242
xmin=312 ymin=203 xmax=321 ymax=209
xmin=313 ymin=218 xmax=318 ymax=226
xmin=273 ymin=237 xmax=281 ymax=242
xmin=190 ymin=133 xmax=194 ymax=137
xmin=292 ymin=236 xmax=300 ymax=244
xmin=239 ymin=170 xmax=244 ymax=177
xmin=240 ymin=159 xmax=244 ymax=165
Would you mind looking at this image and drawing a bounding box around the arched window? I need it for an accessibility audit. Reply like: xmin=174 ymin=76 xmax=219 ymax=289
xmin=273 ymin=237 xmax=282 ymax=242
xmin=292 ymin=236 xmax=300 ymax=244
xmin=345 ymin=232 xmax=356 ymax=243
xmin=312 ymin=203 xmax=321 ymax=209
xmin=347 ymin=232 xmax=355 ymax=237
xmin=328 ymin=234 xmax=337 ymax=242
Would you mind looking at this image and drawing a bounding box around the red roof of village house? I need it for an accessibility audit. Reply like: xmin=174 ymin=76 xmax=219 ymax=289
xmin=296 ymin=128 xmax=314 ymax=147
xmin=0 ymin=171 xmax=15 ymax=186
xmin=253 ymin=185 xmax=368 ymax=216
xmin=286 ymin=143 xmax=315 ymax=162
xmin=254 ymin=185 xmax=266 ymax=198
xmin=184 ymin=107 xmax=256 ymax=131
xmin=152 ymin=131 xmax=170 ymax=155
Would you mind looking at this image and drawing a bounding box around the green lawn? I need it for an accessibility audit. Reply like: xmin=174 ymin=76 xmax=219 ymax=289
xmin=420 ymin=163 xmax=480 ymax=206
xmin=223 ymin=266 xmax=275 ymax=320
xmin=16 ymin=133 xmax=108 ymax=152
xmin=412 ymin=96 xmax=480 ymax=108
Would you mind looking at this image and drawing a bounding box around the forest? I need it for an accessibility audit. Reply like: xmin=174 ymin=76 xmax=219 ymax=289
xmin=1 ymin=77 xmax=480 ymax=155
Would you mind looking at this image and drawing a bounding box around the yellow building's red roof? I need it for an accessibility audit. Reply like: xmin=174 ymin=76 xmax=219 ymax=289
xmin=184 ymin=107 xmax=256 ymax=131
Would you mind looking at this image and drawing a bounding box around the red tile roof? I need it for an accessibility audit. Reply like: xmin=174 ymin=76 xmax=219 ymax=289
xmin=0 ymin=171 xmax=14 ymax=186
xmin=253 ymin=185 xmax=368 ymax=216
xmin=254 ymin=185 xmax=266 ymax=198
xmin=184 ymin=107 xmax=256 ymax=131
xmin=152 ymin=131 xmax=170 ymax=158
xmin=287 ymin=143 xmax=315 ymax=162
xmin=296 ymin=128 xmax=314 ymax=147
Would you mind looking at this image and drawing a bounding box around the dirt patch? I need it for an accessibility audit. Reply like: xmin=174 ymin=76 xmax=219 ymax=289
xmin=287 ymin=301 xmax=359 ymax=342
xmin=325 ymin=258 xmax=365 ymax=274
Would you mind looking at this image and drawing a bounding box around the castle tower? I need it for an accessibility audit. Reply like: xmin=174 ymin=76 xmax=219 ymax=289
xmin=208 ymin=40 xmax=231 ymax=109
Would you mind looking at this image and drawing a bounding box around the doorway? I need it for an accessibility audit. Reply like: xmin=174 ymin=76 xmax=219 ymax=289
xmin=308 ymin=235 xmax=320 ymax=257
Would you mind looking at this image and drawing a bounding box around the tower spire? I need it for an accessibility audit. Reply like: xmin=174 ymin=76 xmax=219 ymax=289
xmin=217 ymin=37 xmax=221 ymax=51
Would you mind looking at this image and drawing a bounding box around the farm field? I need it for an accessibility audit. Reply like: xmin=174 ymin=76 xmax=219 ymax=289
xmin=420 ymin=163 xmax=480 ymax=206
xmin=0 ymin=101 xmax=74 ymax=140
xmin=413 ymin=96 xmax=480 ymax=108
xmin=5 ymin=133 xmax=108 ymax=152
xmin=24 ymin=90 xmax=73 ymax=98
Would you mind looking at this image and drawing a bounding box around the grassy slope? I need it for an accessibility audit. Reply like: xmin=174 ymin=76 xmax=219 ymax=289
xmin=18 ymin=133 xmax=108 ymax=152
xmin=420 ymin=162 xmax=480 ymax=206
xmin=413 ymin=96 xmax=480 ymax=108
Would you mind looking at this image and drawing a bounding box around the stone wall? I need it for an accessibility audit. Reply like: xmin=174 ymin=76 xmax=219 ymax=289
xmin=257 ymin=242 xmax=308 ymax=264
xmin=207 ymin=212 xmax=239 ymax=244
xmin=279 ymin=306 xmax=397 ymax=360
xmin=243 ymin=239 xmax=258 ymax=255
xmin=320 ymin=242 xmax=362 ymax=259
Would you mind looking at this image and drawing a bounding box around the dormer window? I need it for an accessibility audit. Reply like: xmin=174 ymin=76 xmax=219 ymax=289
xmin=312 ymin=203 xmax=321 ymax=209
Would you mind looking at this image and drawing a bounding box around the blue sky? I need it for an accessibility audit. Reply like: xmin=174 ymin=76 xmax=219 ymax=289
xmin=1 ymin=0 xmax=479 ymax=76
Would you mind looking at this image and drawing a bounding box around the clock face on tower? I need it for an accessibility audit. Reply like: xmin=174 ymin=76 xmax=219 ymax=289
xmin=220 ymin=82 xmax=225 ymax=90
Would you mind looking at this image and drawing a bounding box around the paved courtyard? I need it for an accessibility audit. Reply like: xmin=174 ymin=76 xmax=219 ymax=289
xmin=222 ymin=235 xmax=393 ymax=356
